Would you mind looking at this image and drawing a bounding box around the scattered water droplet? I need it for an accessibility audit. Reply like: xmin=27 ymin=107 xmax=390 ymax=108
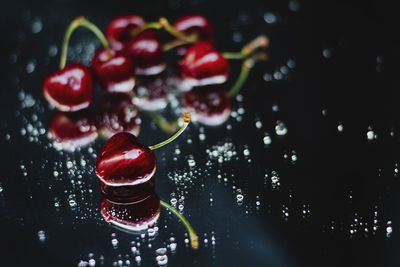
xmin=275 ymin=121 xmax=288 ymax=136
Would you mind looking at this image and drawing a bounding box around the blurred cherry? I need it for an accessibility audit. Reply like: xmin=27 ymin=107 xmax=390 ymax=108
xmin=132 ymin=73 xmax=169 ymax=110
xmin=106 ymin=15 xmax=146 ymax=51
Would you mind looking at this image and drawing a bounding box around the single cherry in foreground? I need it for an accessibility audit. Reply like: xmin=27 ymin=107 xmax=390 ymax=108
xmin=95 ymin=132 xmax=157 ymax=187
xmin=124 ymin=30 xmax=165 ymax=75
xmin=92 ymin=48 xmax=136 ymax=94
xmin=106 ymin=15 xmax=146 ymax=51
xmin=178 ymin=41 xmax=229 ymax=91
xmin=132 ymin=73 xmax=169 ymax=110
xmin=49 ymin=110 xmax=98 ymax=151
xmin=96 ymin=93 xmax=141 ymax=138
xmin=43 ymin=63 xmax=95 ymax=112
xmin=183 ymin=85 xmax=231 ymax=126
xmin=100 ymin=191 xmax=160 ymax=232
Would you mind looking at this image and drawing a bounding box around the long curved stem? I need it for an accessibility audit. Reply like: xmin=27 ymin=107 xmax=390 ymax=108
xmin=159 ymin=17 xmax=198 ymax=43
xmin=130 ymin=21 xmax=163 ymax=37
xmin=228 ymin=52 xmax=268 ymax=97
xmin=149 ymin=112 xmax=191 ymax=150
xmin=59 ymin=16 xmax=110 ymax=69
xmin=160 ymin=200 xmax=198 ymax=250
xmin=223 ymin=35 xmax=270 ymax=60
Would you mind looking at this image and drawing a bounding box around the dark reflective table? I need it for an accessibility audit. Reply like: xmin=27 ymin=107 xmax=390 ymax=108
xmin=1 ymin=0 xmax=400 ymax=266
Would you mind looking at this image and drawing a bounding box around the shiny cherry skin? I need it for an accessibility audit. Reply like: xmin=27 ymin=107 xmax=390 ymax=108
xmin=124 ymin=30 xmax=165 ymax=75
xmin=100 ymin=176 xmax=155 ymax=203
xmin=172 ymin=14 xmax=213 ymax=55
xmin=106 ymin=15 xmax=146 ymax=51
xmin=179 ymin=41 xmax=229 ymax=91
xmin=95 ymin=132 xmax=157 ymax=187
xmin=49 ymin=110 xmax=98 ymax=151
xmin=96 ymin=94 xmax=141 ymax=138
xmin=92 ymin=48 xmax=136 ymax=94
xmin=183 ymin=85 xmax=231 ymax=126
xmin=100 ymin=191 xmax=160 ymax=231
xmin=43 ymin=63 xmax=95 ymax=112
xmin=132 ymin=73 xmax=169 ymax=110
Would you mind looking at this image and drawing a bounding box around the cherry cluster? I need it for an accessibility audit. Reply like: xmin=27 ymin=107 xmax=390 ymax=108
xmin=43 ymin=15 xmax=269 ymax=151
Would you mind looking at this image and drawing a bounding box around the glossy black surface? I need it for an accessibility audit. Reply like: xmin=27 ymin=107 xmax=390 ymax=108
xmin=1 ymin=0 xmax=400 ymax=266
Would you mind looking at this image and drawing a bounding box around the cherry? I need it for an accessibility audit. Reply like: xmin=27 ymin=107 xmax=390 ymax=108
xmin=43 ymin=63 xmax=95 ymax=112
xmin=178 ymin=41 xmax=229 ymax=91
xmin=92 ymin=48 xmax=136 ymax=94
xmin=172 ymin=15 xmax=213 ymax=55
xmin=132 ymin=73 xmax=169 ymax=110
xmin=100 ymin=191 xmax=160 ymax=232
xmin=124 ymin=29 xmax=165 ymax=75
xmin=96 ymin=94 xmax=141 ymax=138
xmin=183 ymin=85 xmax=231 ymax=126
xmin=95 ymin=113 xmax=190 ymax=186
xmin=106 ymin=15 xmax=146 ymax=51
xmin=95 ymin=132 xmax=156 ymax=187
xmin=49 ymin=110 xmax=98 ymax=151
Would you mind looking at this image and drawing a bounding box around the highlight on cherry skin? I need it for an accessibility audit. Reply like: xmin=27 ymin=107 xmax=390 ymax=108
xmin=43 ymin=63 xmax=95 ymax=112
xmin=96 ymin=93 xmax=141 ymax=139
xmin=106 ymin=15 xmax=146 ymax=51
xmin=49 ymin=109 xmax=98 ymax=151
xmin=91 ymin=48 xmax=136 ymax=94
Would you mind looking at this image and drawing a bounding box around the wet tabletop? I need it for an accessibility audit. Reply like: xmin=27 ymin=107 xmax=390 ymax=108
xmin=1 ymin=0 xmax=400 ymax=266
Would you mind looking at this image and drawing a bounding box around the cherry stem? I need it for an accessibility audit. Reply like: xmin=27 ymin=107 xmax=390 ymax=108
xmin=228 ymin=52 xmax=268 ymax=97
xmin=148 ymin=111 xmax=179 ymax=134
xmin=59 ymin=16 xmax=110 ymax=69
xmin=130 ymin=21 xmax=163 ymax=37
xmin=149 ymin=112 xmax=191 ymax=150
xmin=162 ymin=34 xmax=197 ymax=51
xmin=159 ymin=17 xmax=198 ymax=43
xmin=160 ymin=200 xmax=198 ymax=250
xmin=222 ymin=35 xmax=270 ymax=60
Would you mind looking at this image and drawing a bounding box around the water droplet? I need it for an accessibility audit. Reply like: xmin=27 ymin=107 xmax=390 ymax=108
xmin=31 ymin=18 xmax=43 ymax=33
xmin=322 ymin=48 xmax=332 ymax=58
xmin=264 ymin=12 xmax=277 ymax=24
xmin=255 ymin=120 xmax=263 ymax=129
xmin=156 ymin=255 xmax=168 ymax=265
xmin=275 ymin=121 xmax=288 ymax=136
xmin=26 ymin=60 xmax=36 ymax=73
xmin=111 ymin=238 xmax=118 ymax=246
xmin=288 ymin=0 xmax=301 ymax=11
xmin=38 ymin=230 xmax=46 ymax=242
xmin=337 ymin=123 xmax=344 ymax=132
xmin=263 ymin=133 xmax=272 ymax=145
xmin=236 ymin=194 xmax=244 ymax=202
xmin=68 ymin=199 xmax=77 ymax=208
xmin=88 ymin=259 xmax=96 ymax=266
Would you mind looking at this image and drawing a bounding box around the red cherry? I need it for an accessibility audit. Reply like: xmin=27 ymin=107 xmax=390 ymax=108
xmin=172 ymin=15 xmax=213 ymax=55
xmin=106 ymin=15 xmax=146 ymax=51
xmin=96 ymin=94 xmax=141 ymax=138
xmin=43 ymin=63 xmax=95 ymax=112
xmin=179 ymin=41 xmax=229 ymax=91
xmin=183 ymin=86 xmax=231 ymax=126
xmin=95 ymin=132 xmax=156 ymax=187
xmin=92 ymin=48 xmax=136 ymax=94
xmin=132 ymin=73 xmax=169 ymax=110
xmin=100 ymin=191 xmax=160 ymax=231
xmin=100 ymin=176 xmax=155 ymax=203
xmin=124 ymin=30 xmax=165 ymax=75
xmin=49 ymin=110 xmax=98 ymax=151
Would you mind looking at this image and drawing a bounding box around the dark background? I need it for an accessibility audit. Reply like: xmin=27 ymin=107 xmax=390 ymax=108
xmin=1 ymin=0 xmax=400 ymax=266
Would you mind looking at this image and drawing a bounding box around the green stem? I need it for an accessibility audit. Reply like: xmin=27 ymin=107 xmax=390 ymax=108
xmin=59 ymin=16 xmax=110 ymax=69
xmin=160 ymin=200 xmax=199 ymax=250
xmin=223 ymin=35 xmax=270 ymax=61
xmin=162 ymin=35 xmax=197 ymax=51
xmin=222 ymin=51 xmax=247 ymax=60
xmin=149 ymin=112 xmax=191 ymax=150
xmin=159 ymin=17 xmax=198 ymax=43
xmin=130 ymin=21 xmax=163 ymax=37
xmin=148 ymin=111 xmax=179 ymax=134
xmin=228 ymin=52 xmax=268 ymax=97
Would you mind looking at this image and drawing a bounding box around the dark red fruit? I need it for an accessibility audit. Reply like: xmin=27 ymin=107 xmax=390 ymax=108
xmin=100 ymin=191 xmax=160 ymax=231
xmin=183 ymin=85 xmax=231 ymax=126
xmin=179 ymin=41 xmax=229 ymax=91
xmin=124 ymin=30 xmax=165 ymax=75
xmin=96 ymin=94 xmax=141 ymax=138
xmin=49 ymin=110 xmax=98 ymax=151
xmin=132 ymin=73 xmax=169 ymax=110
xmin=172 ymin=15 xmax=213 ymax=55
xmin=95 ymin=132 xmax=156 ymax=186
xmin=100 ymin=176 xmax=155 ymax=203
xmin=106 ymin=15 xmax=146 ymax=51
xmin=92 ymin=48 xmax=136 ymax=94
xmin=43 ymin=63 xmax=95 ymax=112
